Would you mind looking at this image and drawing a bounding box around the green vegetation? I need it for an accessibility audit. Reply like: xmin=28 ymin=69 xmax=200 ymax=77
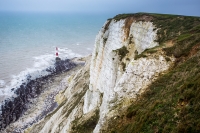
xmin=163 ymin=33 xmax=199 ymax=58
xmin=95 ymin=51 xmax=98 ymax=58
xmin=113 ymin=12 xmax=152 ymax=21
xmin=113 ymin=14 xmax=135 ymax=21
xmin=134 ymin=53 xmax=147 ymax=60
xmin=152 ymin=15 xmax=200 ymax=44
xmin=126 ymin=58 xmax=130 ymax=61
xmin=113 ymin=46 xmax=129 ymax=71
xmin=121 ymin=62 xmax=126 ymax=71
xmin=106 ymin=13 xmax=200 ymax=133
xmin=104 ymin=19 xmax=112 ymax=33
xmin=108 ymin=52 xmax=200 ymax=133
xmin=113 ymin=46 xmax=129 ymax=61
xmin=146 ymin=49 xmax=157 ymax=54
xmin=177 ymin=34 xmax=192 ymax=42
xmin=103 ymin=38 xmax=108 ymax=45
xmin=165 ymin=57 xmax=171 ymax=62
xmin=72 ymin=110 xmax=100 ymax=133
xmin=120 ymin=13 xmax=200 ymax=61
xmin=134 ymin=48 xmax=158 ymax=60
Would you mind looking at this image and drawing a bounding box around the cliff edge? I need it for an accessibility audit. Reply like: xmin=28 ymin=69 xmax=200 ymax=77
xmin=25 ymin=13 xmax=200 ymax=133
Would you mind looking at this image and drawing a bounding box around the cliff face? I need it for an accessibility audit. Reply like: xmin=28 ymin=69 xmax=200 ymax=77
xmin=26 ymin=13 xmax=200 ymax=133
xmin=83 ymin=18 xmax=173 ymax=132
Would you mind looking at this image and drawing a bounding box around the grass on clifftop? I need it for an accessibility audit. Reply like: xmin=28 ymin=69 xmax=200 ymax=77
xmin=151 ymin=14 xmax=200 ymax=44
xmin=113 ymin=13 xmax=200 ymax=44
xmin=116 ymin=13 xmax=200 ymax=61
xmin=107 ymin=13 xmax=200 ymax=133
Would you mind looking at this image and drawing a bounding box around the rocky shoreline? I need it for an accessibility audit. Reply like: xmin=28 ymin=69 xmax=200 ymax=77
xmin=0 ymin=58 xmax=86 ymax=132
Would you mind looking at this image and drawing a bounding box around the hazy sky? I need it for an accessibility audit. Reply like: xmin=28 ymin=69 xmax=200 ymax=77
xmin=0 ymin=0 xmax=200 ymax=16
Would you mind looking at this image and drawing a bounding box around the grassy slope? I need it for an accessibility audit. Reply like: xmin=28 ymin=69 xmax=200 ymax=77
xmin=107 ymin=13 xmax=200 ymax=133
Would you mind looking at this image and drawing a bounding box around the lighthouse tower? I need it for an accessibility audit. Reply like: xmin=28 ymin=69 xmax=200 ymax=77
xmin=56 ymin=47 xmax=59 ymax=57
xmin=55 ymin=47 xmax=61 ymax=61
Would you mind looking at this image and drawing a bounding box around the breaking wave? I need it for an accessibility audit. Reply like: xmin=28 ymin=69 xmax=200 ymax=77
xmin=0 ymin=47 xmax=81 ymax=130
xmin=0 ymin=47 xmax=81 ymax=102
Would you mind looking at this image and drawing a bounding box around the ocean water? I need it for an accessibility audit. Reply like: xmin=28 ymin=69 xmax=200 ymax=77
xmin=0 ymin=12 xmax=110 ymax=101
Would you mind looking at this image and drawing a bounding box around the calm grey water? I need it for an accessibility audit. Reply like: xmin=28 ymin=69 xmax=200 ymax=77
xmin=0 ymin=12 xmax=111 ymax=98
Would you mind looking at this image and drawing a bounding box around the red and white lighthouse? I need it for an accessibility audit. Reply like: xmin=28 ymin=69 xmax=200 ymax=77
xmin=55 ymin=47 xmax=61 ymax=61
xmin=56 ymin=47 xmax=59 ymax=57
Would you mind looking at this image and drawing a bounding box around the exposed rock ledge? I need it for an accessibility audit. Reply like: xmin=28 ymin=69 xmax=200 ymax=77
xmin=25 ymin=14 xmax=175 ymax=133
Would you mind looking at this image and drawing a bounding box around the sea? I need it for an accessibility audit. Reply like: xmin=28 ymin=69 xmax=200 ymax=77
xmin=0 ymin=12 xmax=111 ymax=102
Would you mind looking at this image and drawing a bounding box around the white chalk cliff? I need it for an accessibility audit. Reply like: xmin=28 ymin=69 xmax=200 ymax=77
xmin=26 ymin=16 xmax=174 ymax=133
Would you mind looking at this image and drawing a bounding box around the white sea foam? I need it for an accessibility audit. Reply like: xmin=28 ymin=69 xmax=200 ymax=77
xmin=0 ymin=80 xmax=5 ymax=88
xmin=55 ymin=47 xmax=82 ymax=58
xmin=0 ymin=47 xmax=82 ymax=103
xmin=86 ymin=48 xmax=92 ymax=51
